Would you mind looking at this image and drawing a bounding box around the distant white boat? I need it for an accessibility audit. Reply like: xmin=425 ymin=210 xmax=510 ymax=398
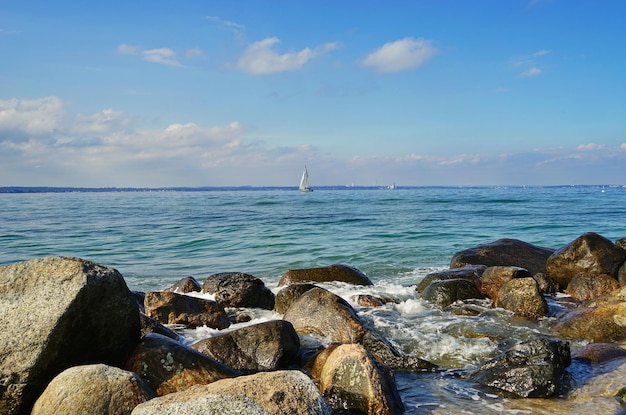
xmin=299 ymin=165 xmax=313 ymax=192
xmin=387 ymin=183 xmax=396 ymax=190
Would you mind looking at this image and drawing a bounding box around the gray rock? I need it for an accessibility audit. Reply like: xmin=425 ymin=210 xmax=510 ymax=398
xmin=0 ymin=256 xmax=140 ymax=415
xmin=165 ymin=276 xmax=202 ymax=293
xmin=415 ymin=265 xmax=486 ymax=293
xmin=31 ymin=364 xmax=154 ymax=415
xmin=420 ymin=278 xmax=483 ymax=308
xmin=202 ymin=272 xmax=275 ymax=310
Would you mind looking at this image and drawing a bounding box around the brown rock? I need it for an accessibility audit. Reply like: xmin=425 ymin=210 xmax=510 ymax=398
xmin=572 ymin=343 xmax=626 ymax=364
xmin=352 ymin=294 xmax=385 ymax=308
xmin=546 ymin=232 xmax=626 ymax=289
xmin=532 ymin=272 xmax=560 ymax=294
xmin=480 ymin=266 xmax=532 ymax=300
xmin=31 ymin=364 xmax=154 ymax=415
xmin=273 ymin=283 xmax=317 ymax=314
xmin=495 ymin=277 xmax=548 ymax=319
xmin=144 ymin=291 xmax=229 ymax=329
xmin=278 ymin=264 xmax=373 ymax=287
xmin=565 ymin=273 xmax=620 ymax=301
xmin=450 ymin=238 xmax=554 ymax=275
xmin=554 ymin=301 xmax=626 ymax=342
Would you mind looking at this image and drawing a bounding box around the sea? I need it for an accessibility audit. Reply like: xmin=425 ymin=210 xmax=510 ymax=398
xmin=2 ymin=185 xmax=626 ymax=414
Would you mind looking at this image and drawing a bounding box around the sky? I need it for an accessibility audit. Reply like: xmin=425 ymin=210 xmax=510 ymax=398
xmin=1 ymin=0 xmax=625 ymax=187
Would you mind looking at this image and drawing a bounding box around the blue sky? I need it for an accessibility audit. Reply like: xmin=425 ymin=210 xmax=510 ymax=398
xmin=1 ymin=0 xmax=625 ymax=187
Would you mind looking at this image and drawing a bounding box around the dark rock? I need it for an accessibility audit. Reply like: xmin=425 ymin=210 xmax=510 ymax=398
xmin=473 ymin=338 xmax=571 ymax=398
xmin=450 ymin=238 xmax=555 ymax=275
xmin=420 ymin=278 xmax=483 ymax=308
xmin=572 ymin=343 xmax=626 ymax=364
xmin=31 ymin=364 xmax=154 ymax=415
xmin=546 ymin=232 xmax=626 ymax=290
xmin=619 ymin=263 xmax=626 ymax=286
xmin=616 ymin=237 xmax=626 ymax=251
xmin=480 ymin=266 xmax=532 ymax=300
xmin=311 ymin=343 xmax=404 ymax=415
xmin=361 ymin=331 xmax=437 ymax=372
xmin=124 ymin=333 xmax=237 ymax=396
xmin=274 ymin=283 xmax=317 ymax=314
xmin=166 ymin=276 xmax=202 ymax=293
xmin=133 ymin=291 xmax=146 ymax=312
xmin=532 ymin=272 xmax=560 ymax=294
xmin=565 ymin=273 xmax=620 ymax=301
xmin=131 ymin=370 xmax=332 ymax=415
xmin=144 ymin=291 xmax=229 ymax=329
xmin=278 ymin=264 xmax=373 ymax=287
xmin=140 ymin=313 xmax=183 ymax=341
xmin=495 ymin=277 xmax=548 ymax=319
xmin=0 ymin=256 xmax=141 ymax=415
xmin=554 ymin=301 xmax=626 ymax=342
xmin=202 ymin=272 xmax=275 ymax=310
xmin=415 ymin=265 xmax=486 ymax=293
xmin=352 ymin=294 xmax=385 ymax=307
xmin=191 ymin=320 xmax=301 ymax=372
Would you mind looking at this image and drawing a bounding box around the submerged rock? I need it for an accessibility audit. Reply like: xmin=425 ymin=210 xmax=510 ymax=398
xmin=31 ymin=364 xmax=154 ymax=415
xmin=144 ymin=290 xmax=229 ymax=329
xmin=131 ymin=370 xmax=332 ymax=415
xmin=450 ymin=238 xmax=555 ymax=276
xmin=546 ymin=232 xmax=626 ymax=290
xmin=0 ymin=256 xmax=140 ymax=415
xmin=278 ymin=264 xmax=373 ymax=286
xmin=202 ymin=272 xmax=275 ymax=310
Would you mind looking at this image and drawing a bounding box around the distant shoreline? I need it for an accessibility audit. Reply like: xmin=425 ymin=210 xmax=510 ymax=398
xmin=0 ymin=185 xmax=623 ymax=194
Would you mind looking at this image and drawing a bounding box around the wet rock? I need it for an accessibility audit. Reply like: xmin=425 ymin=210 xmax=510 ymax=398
xmin=546 ymin=232 xmax=626 ymax=290
xmin=616 ymin=237 xmax=626 ymax=251
xmin=140 ymin=313 xmax=183 ymax=341
xmin=274 ymin=283 xmax=317 ymax=314
xmin=554 ymin=301 xmax=626 ymax=342
xmin=144 ymin=291 xmax=229 ymax=329
xmin=532 ymin=272 xmax=560 ymax=294
xmin=165 ymin=276 xmax=202 ymax=293
xmin=415 ymin=265 xmax=486 ymax=293
xmin=311 ymin=343 xmax=404 ymax=415
xmin=450 ymin=238 xmax=555 ymax=275
xmin=565 ymin=273 xmax=620 ymax=301
xmin=480 ymin=266 xmax=533 ymax=300
xmin=124 ymin=333 xmax=237 ymax=396
xmin=31 ymin=364 xmax=154 ymax=415
xmin=352 ymin=294 xmax=385 ymax=307
xmin=278 ymin=264 xmax=373 ymax=286
xmin=420 ymin=278 xmax=483 ymax=308
xmin=131 ymin=370 xmax=332 ymax=415
xmin=361 ymin=332 xmax=438 ymax=372
xmin=191 ymin=320 xmax=300 ymax=372
xmin=618 ymin=263 xmax=626 ymax=286
xmin=0 ymin=256 xmax=141 ymax=415
xmin=473 ymin=338 xmax=571 ymax=398
xmin=567 ymin=357 xmax=626 ymax=406
xmin=572 ymin=343 xmax=626 ymax=364
xmin=202 ymin=272 xmax=275 ymax=310
xmin=495 ymin=277 xmax=548 ymax=319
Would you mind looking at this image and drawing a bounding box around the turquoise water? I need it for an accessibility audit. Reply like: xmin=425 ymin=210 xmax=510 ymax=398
xmin=2 ymin=185 xmax=626 ymax=413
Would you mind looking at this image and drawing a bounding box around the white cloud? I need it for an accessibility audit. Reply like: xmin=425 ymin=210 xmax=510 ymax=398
xmin=577 ymin=143 xmax=604 ymax=151
xmin=0 ymin=96 xmax=64 ymax=136
xmin=237 ymin=37 xmax=340 ymax=75
xmin=621 ymin=143 xmax=626 ymax=150
xmin=360 ymin=37 xmax=438 ymax=73
xmin=206 ymin=16 xmax=245 ymax=35
xmin=520 ymin=67 xmax=542 ymax=77
xmin=116 ymin=44 xmax=202 ymax=67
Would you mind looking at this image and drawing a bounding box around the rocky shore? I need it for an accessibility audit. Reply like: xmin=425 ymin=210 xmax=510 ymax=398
xmin=1 ymin=231 xmax=626 ymax=414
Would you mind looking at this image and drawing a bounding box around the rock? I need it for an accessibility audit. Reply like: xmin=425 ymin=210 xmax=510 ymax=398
xmin=616 ymin=237 xmax=626 ymax=250
xmin=31 ymin=364 xmax=154 ymax=415
xmin=202 ymin=272 xmax=275 ymax=310
xmin=165 ymin=276 xmax=202 ymax=293
xmin=546 ymin=232 xmax=626 ymax=289
xmin=191 ymin=320 xmax=301 ymax=372
xmin=554 ymin=301 xmax=626 ymax=342
xmin=144 ymin=291 xmax=229 ymax=329
xmin=565 ymin=273 xmax=620 ymax=301
xmin=450 ymin=238 xmax=555 ymax=275
xmin=619 ymin=263 xmax=626 ymax=286
xmin=480 ymin=266 xmax=532 ymax=300
xmin=352 ymin=294 xmax=385 ymax=307
xmin=568 ymin=358 xmax=626 ymax=405
xmin=140 ymin=313 xmax=182 ymax=341
xmin=472 ymin=338 xmax=571 ymax=398
xmin=312 ymin=343 xmax=404 ymax=415
xmin=0 ymin=256 xmax=141 ymax=415
xmin=415 ymin=265 xmax=486 ymax=293
xmin=495 ymin=277 xmax=548 ymax=319
xmin=131 ymin=370 xmax=332 ymax=415
xmin=420 ymin=279 xmax=483 ymax=308
xmin=124 ymin=333 xmax=238 ymax=396
xmin=532 ymin=272 xmax=560 ymax=294
xmin=278 ymin=264 xmax=373 ymax=287
xmin=273 ymin=283 xmax=317 ymax=314
xmin=572 ymin=343 xmax=626 ymax=364
xmin=360 ymin=332 xmax=438 ymax=372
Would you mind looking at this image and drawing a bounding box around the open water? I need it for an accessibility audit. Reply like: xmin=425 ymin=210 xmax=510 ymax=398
xmin=2 ymin=185 xmax=626 ymax=413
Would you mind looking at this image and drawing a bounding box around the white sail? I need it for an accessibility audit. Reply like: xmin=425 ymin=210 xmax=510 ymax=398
xmin=299 ymin=165 xmax=313 ymax=192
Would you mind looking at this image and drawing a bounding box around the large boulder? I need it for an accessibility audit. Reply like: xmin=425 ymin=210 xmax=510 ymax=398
xmin=415 ymin=265 xmax=486 ymax=293
xmin=273 ymin=283 xmax=317 ymax=314
xmin=124 ymin=333 xmax=237 ymax=396
xmin=0 ymin=256 xmax=141 ymax=415
xmin=202 ymin=272 xmax=275 ymax=310
xmin=546 ymin=232 xmax=626 ymax=289
xmin=191 ymin=320 xmax=301 ymax=372
xmin=420 ymin=279 xmax=483 ymax=308
xmin=480 ymin=266 xmax=533 ymax=300
xmin=494 ymin=277 xmax=548 ymax=319
xmin=450 ymin=239 xmax=555 ymax=275
xmin=131 ymin=370 xmax=332 ymax=415
xmin=311 ymin=343 xmax=404 ymax=415
xmin=572 ymin=343 xmax=626 ymax=365
xmin=565 ymin=273 xmax=620 ymax=301
xmin=554 ymin=301 xmax=626 ymax=342
xmin=472 ymin=338 xmax=571 ymax=398
xmin=31 ymin=364 xmax=154 ymax=415
xmin=278 ymin=264 xmax=373 ymax=287
xmin=144 ymin=291 xmax=229 ymax=329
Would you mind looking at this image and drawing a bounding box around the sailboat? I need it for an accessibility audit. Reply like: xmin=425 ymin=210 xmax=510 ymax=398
xmin=299 ymin=165 xmax=313 ymax=192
